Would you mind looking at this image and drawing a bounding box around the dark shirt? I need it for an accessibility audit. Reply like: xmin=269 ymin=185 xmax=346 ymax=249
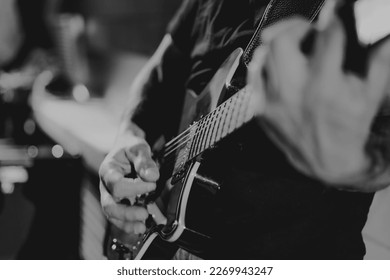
xmin=168 ymin=0 xmax=267 ymax=94
xmin=3 ymin=0 xmax=54 ymax=70
xmin=136 ymin=0 xmax=374 ymax=259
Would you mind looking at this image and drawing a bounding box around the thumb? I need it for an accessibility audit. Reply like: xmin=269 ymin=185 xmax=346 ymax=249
xmin=139 ymin=163 xmax=160 ymax=182
xmin=126 ymin=143 xmax=160 ymax=182
xmin=247 ymin=46 xmax=269 ymax=115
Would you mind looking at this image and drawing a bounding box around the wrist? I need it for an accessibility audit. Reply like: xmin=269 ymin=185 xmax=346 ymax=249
xmin=321 ymin=135 xmax=390 ymax=192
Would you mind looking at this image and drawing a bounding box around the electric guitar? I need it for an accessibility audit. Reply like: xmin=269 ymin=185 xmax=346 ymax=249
xmin=107 ymin=47 xmax=260 ymax=260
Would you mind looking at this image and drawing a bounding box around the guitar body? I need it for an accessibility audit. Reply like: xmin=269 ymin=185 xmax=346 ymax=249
xmin=136 ymin=159 xmax=223 ymax=259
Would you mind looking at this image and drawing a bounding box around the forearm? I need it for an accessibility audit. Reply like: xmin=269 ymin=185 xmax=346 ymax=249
xmin=119 ymin=47 xmax=166 ymax=142
xmin=118 ymin=80 xmax=153 ymax=143
xmin=279 ymin=117 xmax=390 ymax=193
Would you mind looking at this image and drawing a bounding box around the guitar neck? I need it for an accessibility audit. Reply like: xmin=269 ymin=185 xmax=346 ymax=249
xmin=168 ymin=86 xmax=256 ymax=174
xmin=190 ymin=86 xmax=255 ymax=157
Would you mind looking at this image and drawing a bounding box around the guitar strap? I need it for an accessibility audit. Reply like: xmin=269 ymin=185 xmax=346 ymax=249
xmin=243 ymin=0 xmax=326 ymax=65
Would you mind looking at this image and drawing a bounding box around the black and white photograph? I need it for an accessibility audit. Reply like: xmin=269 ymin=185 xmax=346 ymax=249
xmin=0 ymin=0 xmax=389 ymax=278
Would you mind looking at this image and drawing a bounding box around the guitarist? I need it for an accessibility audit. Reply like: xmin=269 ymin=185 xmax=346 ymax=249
xmin=99 ymin=0 xmax=390 ymax=259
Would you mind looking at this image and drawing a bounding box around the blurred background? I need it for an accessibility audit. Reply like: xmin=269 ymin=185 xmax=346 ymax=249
xmin=0 ymin=0 xmax=389 ymax=260
xmin=0 ymin=0 xmax=180 ymax=260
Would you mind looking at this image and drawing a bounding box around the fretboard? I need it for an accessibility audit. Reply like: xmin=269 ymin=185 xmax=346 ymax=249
xmin=189 ymin=86 xmax=255 ymax=158
xmin=167 ymin=86 xmax=256 ymax=174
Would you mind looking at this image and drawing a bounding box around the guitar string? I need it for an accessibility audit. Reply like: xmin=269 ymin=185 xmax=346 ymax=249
xmin=163 ymin=122 xmax=214 ymax=158
xmin=163 ymin=142 xmax=189 ymax=159
xmin=163 ymin=116 xmax=232 ymax=163
xmin=163 ymin=91 xmax=239 ymax=152
xmin=163 ymin=136 xmax=192 ymax=156
xmin=160 ymin=134 xmax=192 ymax=158
xmin=162 ymin=89 xmax=251 ymax=159
xmin=163 ymin=103 xmax=238 ymax=158
xmin=162 ymin=118 xmax=205 ymax=154
xmin=163 ymin=134 xmax=191 ymax=154
xmin=154 ymin=83 xmax=253 ymax=178
xmin=164 ymin=126 xmax=193 ymax=147
xmin=163 ymin=110 xmax=224 ymax=157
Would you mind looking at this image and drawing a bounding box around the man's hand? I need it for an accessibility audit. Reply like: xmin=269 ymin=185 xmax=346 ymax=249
xmin=99 ymin=127 xmax=159 ymax=234
xmin=247 ymin=4 xmax=390 ymax=190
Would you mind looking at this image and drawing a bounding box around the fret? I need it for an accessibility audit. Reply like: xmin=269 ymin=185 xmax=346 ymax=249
xmin=197 ymin=128 xmax=203 ymax=155
xmin=234 ymin=91 xmax=243 ymax=128
xmin=188 ymin=123 xmax=199 ymax=159
xmin=243 ymin=88 xmax=255 ymax=123
xmin=222 ymin=99 xmax=231 ymax=137
xmin=197 ymin=121 xmax=205 ymax=155
xmin=200 ymin=118 xmax=208 ymax=153
xmin=207 ymin=111 xmax=217 ymax=147
xmin=196 ymin=121 xmax=203 ymax=155
xmin=210 ymin=109 xmax=220 ymax=147
xmin=236 ymin=89 xmax=246 ymax=128
xmin=204 ymin=114 xmax=212 ymax=149
xmin=189 ymin=117 xmax=207 ymax=159
xmin=228 ymin=94 xmax=240 ymax=134
xmin=234 ymin=90 xmax=246 ymax=129
xmin=193 ymin=122 xmax=203 ymax=157
xmin=204 ymin=115 xmax=212 ymax=149
xmin=216 ymin=101 xmax=228 ymax=142
xmin=198 ymin=125 xmax=205 ymax=155
xmin=213 ymin=105 xmax=222 ymax=143
xmin=184 ymin=132 xmax=193 ymax=156
xmin=186 ymin=88 xmax=255 ymax=160
xmin=198 ymin=119 xmax=205 ymax=153
xmin=222 ymin=98 xmax=234 ymax=138
xmin=188 ymin=128 xmax=195 ymax=159
xmin=209 ymin=111 xmax=218 ymax=147
xmin=237 ymin=88 xmax=251 ymax=127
